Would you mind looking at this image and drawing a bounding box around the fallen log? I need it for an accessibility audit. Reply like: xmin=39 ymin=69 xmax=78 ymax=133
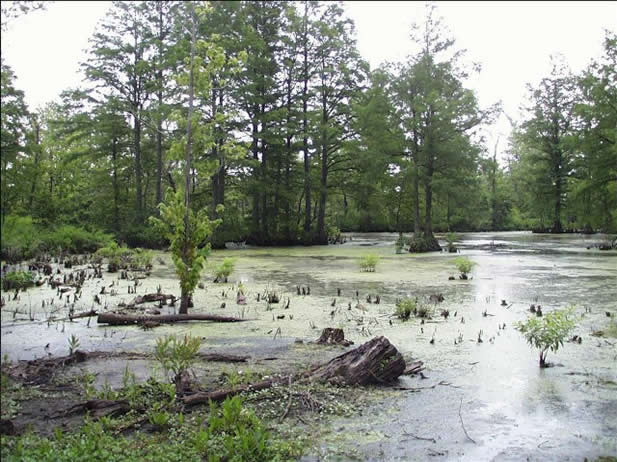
xmin=97 ymin=313 xmax=248 ymax=325
xmin=199 ymin=353 xmax=249 ymax=362
xmin=54 ymin=399 xmax=130 ymax=419
xmin=5 ymin=350 xmax=88 ymax=385
xmin=183 ymin=336 xmax=406 ymax=407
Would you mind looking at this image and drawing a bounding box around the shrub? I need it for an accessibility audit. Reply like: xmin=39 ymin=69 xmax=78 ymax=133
xmin=213 ymin=258 xmax=235 ymax=283
xmin=395 ymin=298 xmax=416 ymax=321
xmin=453 ymin=256 xmax=475 ymax=279
xmin=1 ymin=271 xmax=34 ymax=291
xmin=359 ymin=253 xmax=380 ymax=272
xmin=154 ymin=334 xmax=201 ymax=384
xmin=515 ymin=306 xmax=577 ymax=367
xmin=445 ymin=232 xmax=458 ymax=252
xmin=41 ymin=225 xmax=113 ymax=254
xmin=0 ymin=216 xmax=41 ymax=262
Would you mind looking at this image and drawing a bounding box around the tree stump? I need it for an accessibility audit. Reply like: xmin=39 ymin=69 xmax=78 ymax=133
xmin=309 ymin=336 xmax=405 ymax=385
xmin=316 ymin=328 xmax=353 ymax=346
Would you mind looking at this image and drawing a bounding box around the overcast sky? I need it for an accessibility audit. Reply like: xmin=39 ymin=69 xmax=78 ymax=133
xmin=2 ymin=1 xmax=616 ymax=160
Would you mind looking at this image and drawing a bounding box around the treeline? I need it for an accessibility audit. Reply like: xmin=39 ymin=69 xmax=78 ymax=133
xmin=1 ymin=1 xmax=615 ymax=254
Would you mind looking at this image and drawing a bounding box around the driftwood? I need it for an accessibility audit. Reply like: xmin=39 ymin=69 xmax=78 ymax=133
xmin=316 ymin=328 xmax=354 ymax=346
xmin=4 ymin=350 xmax=88 ymax=385
xmin=199 ymin=353 xmax=249 ymax=362
xmin=183 ymin=336 xmax=406 ymax=407
xmin=97 ymin=313 xmax=248 ymax=325
xmin=54 ymin=399 xmax=130 ymax=419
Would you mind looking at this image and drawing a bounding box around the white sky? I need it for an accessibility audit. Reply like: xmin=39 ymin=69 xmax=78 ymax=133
xmin=2 ymin=1 xmax=616 ymax=161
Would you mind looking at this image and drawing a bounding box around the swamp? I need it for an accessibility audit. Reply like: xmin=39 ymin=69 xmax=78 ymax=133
xmin=1 ymin=232 xmax=616 ymax=461
xmin=2 ymin=1 xmax=617 ymax=460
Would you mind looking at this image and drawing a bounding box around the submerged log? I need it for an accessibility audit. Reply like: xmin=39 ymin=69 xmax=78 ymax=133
xmin=97 ymin=313 xmax=248 ymax=325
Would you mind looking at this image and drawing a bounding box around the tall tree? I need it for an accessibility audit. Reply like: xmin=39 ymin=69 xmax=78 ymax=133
xmin=312 ymin=2 xmax=367 ymax=243
xmin=395 ymin=5 xmax=494 ymax=250
xmin=82 ymin=1 xmax=153 ymax=224
xmin=521 ymin=56 xmax=577 ymax=233
xmin=0 ymin=59 xmax=29 ymax=223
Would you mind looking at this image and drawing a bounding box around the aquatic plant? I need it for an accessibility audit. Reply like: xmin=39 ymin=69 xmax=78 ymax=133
xmin=515 ymin=306 xmax=577 ymax=367
xmin=67 ymin=334 xmax=80 ymax=356
xmin=1 ymin=271 xmax=34 ymax=290
xmin=453 ymin=256 xmax=475 ymax=279
xmin=395 ymin=298 xmax=416 ymax=321
xmin=154 ymin=334 xmax=201 ymax=384
xmin=445 ymin=232 xmax=458 ymax=253
xmin=214 ymin=258 xmax=236 ymax=283
xmin=359 ymin=253 xmax=380 ymax=272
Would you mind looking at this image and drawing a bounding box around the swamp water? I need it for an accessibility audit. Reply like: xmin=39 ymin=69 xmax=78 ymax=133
xmin=1 ymin=231 xmax=616 ymax=460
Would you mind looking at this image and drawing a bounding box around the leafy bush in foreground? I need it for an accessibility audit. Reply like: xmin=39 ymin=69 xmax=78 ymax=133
xmin=515 ymin=306 xmax=577 ymax=367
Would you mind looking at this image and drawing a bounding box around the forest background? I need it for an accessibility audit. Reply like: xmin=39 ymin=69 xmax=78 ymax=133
xmin=1 ymin=1 xmax=615 ymax=259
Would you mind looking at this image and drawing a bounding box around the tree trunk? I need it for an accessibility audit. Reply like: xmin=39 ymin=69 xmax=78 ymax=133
xmin=301 ymin=3 xmax=311 ymax=244
xmin=133 ymin=111 xmax=143 ymax=224
xmin=180 ymin=5 xmax=197 ymax=315
xmin=183 ymin=336 xmax=406 ymax=407
xmin=111 ymin=136 xmax=120 ymax=230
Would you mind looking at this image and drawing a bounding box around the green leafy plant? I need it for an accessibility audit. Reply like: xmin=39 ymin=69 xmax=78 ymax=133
xmin=395 ymin=298 xmax=416 ymax=321
xmin=359 ymin=253 xmax=380 ymax=272
xmin=453 ymin=256 xmax=475 ymax=279
xmin=149 ymin=189 xmax=221 ymax=313
xmin=147 ymin=406 xmax=171 ymax=430
xmin=67 ymin=334 xmax=80 ymax=355
xmin=153 ymin=334 xmax=201 ymax=384
xmin=1 ymin=271 xmax=34 ymax=290
xmin=515 ymin=306 xmax=577 ymax=367
xmin=445 ymin=232 xmax=458 ymax=253
xmin=193 ymin=396 xmax=282 ymax=461
xmin=213 ymin=258 xmax=235 ymax=283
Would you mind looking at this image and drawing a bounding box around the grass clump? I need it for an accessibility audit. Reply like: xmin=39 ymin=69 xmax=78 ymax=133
xmin=213 ymin=258 xmax=235 ymax=283
xmin=93 ymin=243 xmax=152 ymax=272
xmin=395 ymin=298 xmax=416 ymax=321
xmin=359 ymin=253 xmax=380 ymax=272
xmin=453 ymin=256 xmax=475 ymax=279
xmin=1 ymin=271 xmax=34 ymax=291
xmin=515 ymin=306 xmax=578 ymax=367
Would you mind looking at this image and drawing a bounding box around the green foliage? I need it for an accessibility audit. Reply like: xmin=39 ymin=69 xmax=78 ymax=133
xmin=93 ymin=242 xmax=152 ymax=272
xmin=213 ymin=258 xmax=235 ymax=282
xmin=0 ymin=217 xmax=113 ymax=262
xmin=153 ymin=334 xmax=201 ymax=383
xmin=515 ymin=306 xmax=577 ymax=366
xmin=453 ymin=256 xmax=475 ymax=276
xmin=67 ymin=334 xmax=80 ymax=356
xmin=395 ymin=298 xmax=416 ymax=321
xmin=193 ymin=396 xmax=287 ymax=462
xmin=1 ymin=271 xmax=34 ymax=290
xmin=445 ymin=232 xmax=458 ymax=252
xmin=0 ymin=216 xmax=39 ymax=262
xmin=39 ymin=225 xmax=113 ymax=254
xmin=149 ymin=189 xmax=220 ymax=309
xmin=359 ymin=253 xmax=380 ymax=272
